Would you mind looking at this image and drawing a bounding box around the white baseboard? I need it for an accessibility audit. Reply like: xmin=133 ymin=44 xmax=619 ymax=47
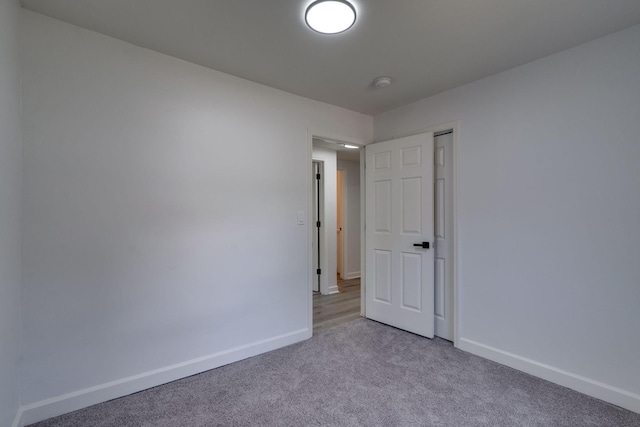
xmin=343 ymin=272 xmax=361 ymax=280
xmin=459 ymin=338 xmax=640 ymax=414
xmin=327 ymin=285 xmax=339 ymax=294
xmin=21 ymin=328 xmax=310 ymax=426
xmin=11 ymin=408 xmax=23 ymax=427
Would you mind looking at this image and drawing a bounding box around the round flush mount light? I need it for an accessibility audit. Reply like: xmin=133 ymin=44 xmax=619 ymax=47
xmin=305 ymin=0 xmax=356 ymax=34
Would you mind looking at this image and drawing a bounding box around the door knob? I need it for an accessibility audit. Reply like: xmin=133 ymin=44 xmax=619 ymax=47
xmin=413 ymin=242 xmax=430 ymax=249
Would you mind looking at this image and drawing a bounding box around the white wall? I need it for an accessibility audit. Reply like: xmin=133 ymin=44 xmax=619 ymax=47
xmin=20 ymin=10 xmax=372 ymax=422
xmin=337 ymin=160 xmax=361 ymax=279
xmin=0 ymin=1 xmax=23 ymax=426
xmin=375 ymin=25 xmax=640 ymax=411
xmin=312 ymin=147 xmax=338 ymax=294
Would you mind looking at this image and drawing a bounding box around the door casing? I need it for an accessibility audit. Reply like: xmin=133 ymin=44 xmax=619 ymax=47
xmin=306 ymin=122 xmax=459 ymax=347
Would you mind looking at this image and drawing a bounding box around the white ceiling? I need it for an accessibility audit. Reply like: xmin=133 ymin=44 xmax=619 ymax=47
xmin=21 ymin=0 xmax=640 ymax=116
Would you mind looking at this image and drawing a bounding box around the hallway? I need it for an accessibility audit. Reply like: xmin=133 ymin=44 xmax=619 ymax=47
xmin=312 ymin=278 xmax=361 ymax=332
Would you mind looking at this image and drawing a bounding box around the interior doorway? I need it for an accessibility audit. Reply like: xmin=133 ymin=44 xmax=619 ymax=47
xmin=309 ymin=129 xmax=457 ymax=342
xmin=311 ymin=138 xmax=361 ymax=295
xmin=311 ymin=137 xmax=363 ymax=331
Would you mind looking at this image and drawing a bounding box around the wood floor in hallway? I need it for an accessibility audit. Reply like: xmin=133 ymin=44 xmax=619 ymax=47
xmin=313 ymin=277 xmax=361 ymax=332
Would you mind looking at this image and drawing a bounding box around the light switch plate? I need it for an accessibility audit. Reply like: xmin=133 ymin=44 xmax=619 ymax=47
xmin=297 ymin=211 xmax=305 ymax=225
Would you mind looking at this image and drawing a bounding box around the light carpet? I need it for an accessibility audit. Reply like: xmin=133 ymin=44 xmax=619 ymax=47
xmin=30 ymin=319 xmax=640 ymax=426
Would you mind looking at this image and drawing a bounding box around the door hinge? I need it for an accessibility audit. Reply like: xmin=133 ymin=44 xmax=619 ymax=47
xmin=316 ymin=173 xmax=321 ymax=180
xmin=316 ymin=221 xmax=321 ymax=228
xmin=316 ymin=268 xmax=321 ymax=275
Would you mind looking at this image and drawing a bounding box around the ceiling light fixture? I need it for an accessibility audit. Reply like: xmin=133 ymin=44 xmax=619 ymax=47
xmin=343 ymin=144 xmax=359 ymax=149
xmin=305 ymin=0 xmax=356 ymax=34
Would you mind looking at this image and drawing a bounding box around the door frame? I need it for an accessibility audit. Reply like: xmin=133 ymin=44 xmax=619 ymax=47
xmin=312 ymin=160 xmax=323 ymax=293
xmin=360 ymin=121 xmax=460 ymax=347
xmin=336 ymin=166 xmax=346 ymax=280
xmin=307 ymin=129 xmax=368 ymax=334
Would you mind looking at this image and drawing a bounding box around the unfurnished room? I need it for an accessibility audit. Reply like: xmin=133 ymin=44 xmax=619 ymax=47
xmin=1 ymin=1 xmax=640 ymax=426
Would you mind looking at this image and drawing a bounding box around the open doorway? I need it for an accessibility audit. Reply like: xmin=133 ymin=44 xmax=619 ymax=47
xmin=312 ymin=137 xmax=362 ymax=332
xmin=309 ymin=128 xmax=458 ymax=343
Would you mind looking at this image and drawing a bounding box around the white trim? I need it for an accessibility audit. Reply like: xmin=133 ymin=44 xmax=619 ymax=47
xmin=11 ymin=408 xmax=23 ymax=427
xmin=20 ymin=328 xmax=309 ymax=426
xmin=310 ymin=153 xmax=335 ymax=295
xmin=307 ymin=130 xmax=314 ymax=330
xmin=327 ymin=285 xmax=340 ymax=294
xmin=310 ymin=157 xmax=328 ymax=294
xmin=308 ymin=129 xmax=366 ymax=148
xmin=451 ymin=125 xmax=460 ymax=347
xmin=343 ymin=271 xmax=361 ymax=280
xmin=360 ymin=147 xmax=366 ymax=317
xmin=336 ymin=165 xmax=346 ymax=280
xmin=459 ymin=338 xmax=640 ymax=414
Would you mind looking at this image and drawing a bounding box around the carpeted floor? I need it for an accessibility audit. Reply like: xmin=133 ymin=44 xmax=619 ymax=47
xmin=30 ymin=319 xmax=640 ymax=426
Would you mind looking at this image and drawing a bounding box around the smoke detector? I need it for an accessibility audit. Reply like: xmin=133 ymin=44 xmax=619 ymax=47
xmin=373 ymin=76 xmax=392 ymax=89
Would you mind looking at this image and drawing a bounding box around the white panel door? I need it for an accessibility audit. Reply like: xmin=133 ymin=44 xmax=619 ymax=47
xmin=365 ymin=133 xmax=435 ymax=338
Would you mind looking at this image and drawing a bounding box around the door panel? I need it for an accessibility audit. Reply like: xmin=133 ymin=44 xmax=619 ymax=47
xmin=374 ymin=180 xmax=392 ymax=232
xmin=434 ymin=258 xmax=445 ymax=317
xmin=435 ymin=178 xmax=445 ymax=238
xmin=374 ymin=250 xmax=392 ymax=303
xmin=365 ymin=132 xmax=435 ymax=338
xmin=401 ymin=252 xmax=422 ymax=311
xmin=402 ymin=178 xmax=422 ymax=234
